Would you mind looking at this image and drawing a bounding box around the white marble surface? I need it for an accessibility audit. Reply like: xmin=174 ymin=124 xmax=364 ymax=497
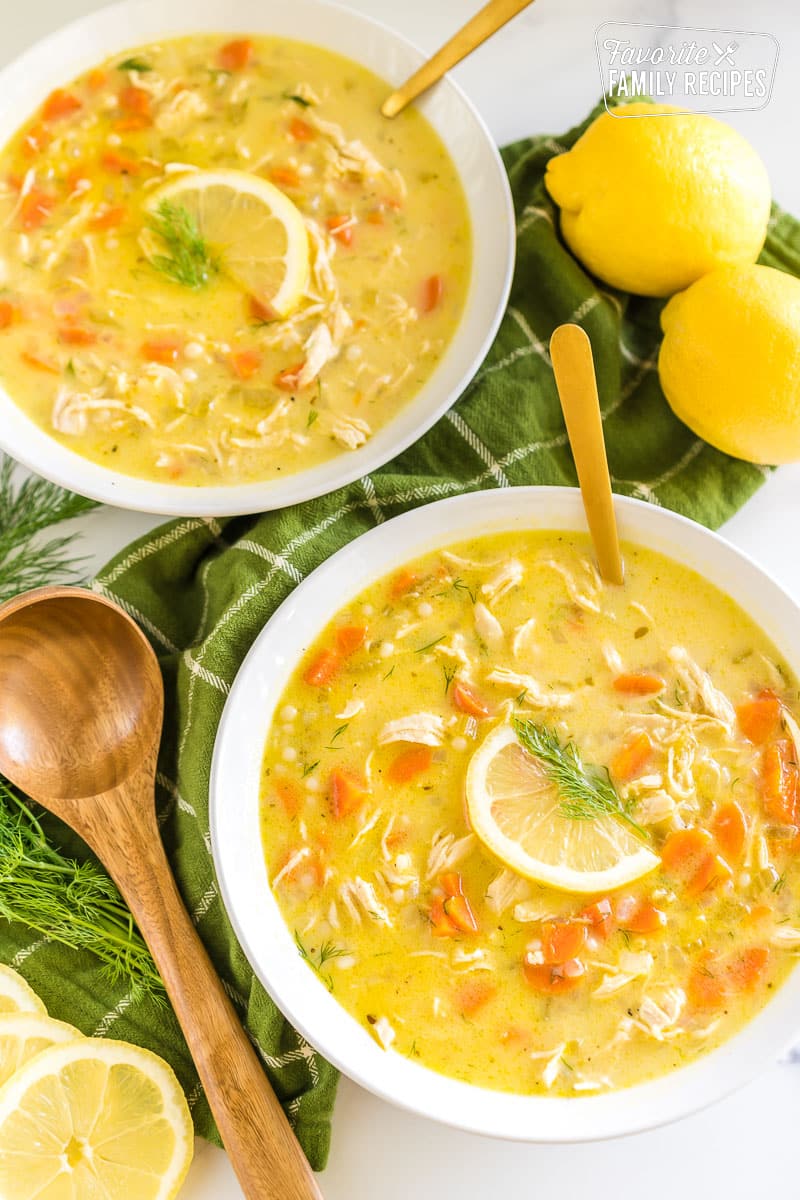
xmin=5 ymin=0 xmax=800 ymax=1196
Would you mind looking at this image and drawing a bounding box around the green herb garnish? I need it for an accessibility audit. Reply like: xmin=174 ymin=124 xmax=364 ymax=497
xmin=294 ymin=931 xmax=346 ymax=991
xmin=442 ymin=664 xmax=456 ymax=695
xmin=513 ymin=719 xmax=646 ymax=837
xmin=301 ymin=760 xmax=320 ymax=778
xmin=415 ymin=636 xmax=444 ymax=654
xmin=283 ymin=91 xmax=311 ymax=107
xmin=146 ymin=200 xmax=218 ymax=290
xmin=118 ymin=57 xmax=152 ymax=73
xmin=0 ymin=779 xmax=163 ymax=999
xmin=327 ymin=723 xmax=348 ymax=747
xmin=306 ymin=409 xmax=319 ymax=428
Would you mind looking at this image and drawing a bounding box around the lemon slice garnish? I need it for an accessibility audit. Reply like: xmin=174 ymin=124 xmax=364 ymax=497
xmin=146 ymin=168 xmax=309 ymax=316
xmin=0 ymin=965 xmax=46 ymax=1016
xmin=466 ymin=724 xmax=659 ymax=894
xmin=0 ymin=1038 xmax=194 ymax=1200
xmin=0 ymin=1012 xmax=82 ymax=1089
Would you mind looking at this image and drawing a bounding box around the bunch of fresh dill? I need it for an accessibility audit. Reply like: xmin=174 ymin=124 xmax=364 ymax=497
xmin=0 ymin=456 xmax=97 ymax=603
xmin=0 ymin=778 xmax=164 ymax=1000
xmin=147 ymin=200 xmax=218 ymax=290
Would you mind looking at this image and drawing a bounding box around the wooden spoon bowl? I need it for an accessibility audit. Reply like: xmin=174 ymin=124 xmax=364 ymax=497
xmin=0 ymin=585 xmax=322 ymax=1200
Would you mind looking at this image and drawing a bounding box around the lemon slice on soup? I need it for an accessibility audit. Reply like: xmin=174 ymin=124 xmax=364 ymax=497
xmin=145 ymin=168 xmax=309 ymax=316
xmin=0 ymin=1013 xmax=82 ymax=1089
xmin=0 ymin=1038 xmax=193 ymax=1200
xmin=466 ymin=724 xmax=659 ymax=893
xmin=0 ymin=965 xmax=46 ymax=1016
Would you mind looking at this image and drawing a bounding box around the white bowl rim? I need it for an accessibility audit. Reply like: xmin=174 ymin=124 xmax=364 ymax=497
xmin=210 ymin=486 xmax=800 ymax=1143
xmin=0 ymin=0 xmax=514 ymax=515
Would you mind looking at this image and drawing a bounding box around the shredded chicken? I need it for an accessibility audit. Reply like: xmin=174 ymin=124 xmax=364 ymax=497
xmin=321 ymin=411 xmax=371 ymax=450
xmin=667 ymin=646 xmax=736 ymax=730
xmin=511 ymin=617 xmax=537 ymax=660
xmin=513 ymin=897 xmax=563 ymax=923
xmin=336 ymin=699 xmax=364 ymax=720
xmin=481 ymin=559 xmax=523 ymax=602
xmin=486 ymin=667 xmax=575 ymax=709
xmin=425 ymin=831 xmax=476 ymax=881
xmin=338 ymin=877 xmax=391 ymax=926
xmin=154 ymin=88 xmax=209 ymax=133
xmin=538 ymin=557 xmax=603 ymax=613
xmin=297 ymin=322 xmax=337 ymax=387
xmin=433 ymin=634 xmax=471 ymax=666
xmin=378 ymin=712 xmax=444 ymax=747
xmin=369 ymin=1016 xmax=396 ymax=1050
xmin=52 ymin=386 xmax=154 ymax=436
xmin=486 ymin=868 xmax=531 ymax=913
xmin=474 ymin=602 xmax=504 ymax=646
xmin=636 ymin=987 xmax=686 ymax=1038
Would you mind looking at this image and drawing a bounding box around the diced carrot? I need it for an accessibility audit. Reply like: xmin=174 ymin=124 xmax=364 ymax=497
xmin=429 ymin=896 xmax=458 ymax=937
xmin=737 ymin=690 xmax=782 ymax=744
xmin=329 ymin=768 xmax=369 ymax=819
xmin=613 ymin=673 xmax=665 ymax=696
xmin=326 ymin=213 xmax=355 ymax=246
xmin=303 ymin=648 xmax=341 ymax=688
xmin=523 ymin=957 xmax=585 ymax=994
xmin=335 ymin=625 xmax=367 ymax=656
xmin=113 ymin=115 xmax=152 ymax=133
xmin=366 ymin=209 xmax=384 ymax=226
xmin=451 ymin=679 xmax=491 ymax=719
xmin=249 ymin=295 xmax=277 ymax=323
xmin=140 ymin=338 xmax=181 ymax=365
xmin=274 ymin=778 xmax=301 ymax=820
xmin=440 ymin=872 xmax=463 ymax=898
xmin=274 ymin=362 xmax=306 ymax=391
xmin=419 ymin=273 xmax=444 ymax=313
xmin=443 ymin=893 xmax=479 ymax=934
xmin=389 ymin=568 xmax=420 ymax=599
xmin=22 ymin=123 xmax=50 ymax=158
xmin=87 ymin=68 xmax=108 ymax=90
xmin=687 ymin=952 xmax=726 ymax=1009
xmin=761 ymin=740 xmax=799 ymax=825
xmin=100 ymin=149 xmax=141 ymax=175
xmin=269 ymin=165 xmax=301 ymax=190
xmin=661 ymin=827 xmax=714 ymax=877
xmin=218 ymin=38 xmax=254 ymax=70
xmin=623 ymin=900 xmax=667 ymax=935
xmin=20 ymin=350 xmax=58 ymax=374
xmin=388 ymin=745 xmax=433 ymax=784
xmin=609 ymin=732 xmax=653 ymax=782
xmin=228 ymin=348 xmax=262 ymax=380
xmin=745 ymin=903 xmax=772 ymax=926
xmin=89 ymin=204 xmax=126 ymax=231
xmin=712 ymin=800 xmax=747 ymax=864
xmin=289 ymin=116 xmax=315 ymax=141
xmin=119 ymin=85 xmax=152 ymax=117
xmin=456 ymin=979 xmax=496 ymax=1017
xmin=727 ymin=946 xmax=769 ymax=992
xmin=19 ymin=188 xmax=55 ymax=230
xmin=579 ymin=897 xmax=615 ymax=939
xmin=57 ymin=325 xmax=96 ymax=346
xmin=65 ymin=167 xmax=91 ymax=195
xmin=0 ymin=301 xmax=16 ymax=330
xmin=538 ymin=920 xmax=587 ymax=964
xmin=42 ymin=89 xmax=82 ymax=122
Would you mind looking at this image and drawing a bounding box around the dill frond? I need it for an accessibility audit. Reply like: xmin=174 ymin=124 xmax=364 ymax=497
xmin=147 ymin=200 xmax=217 ymax=290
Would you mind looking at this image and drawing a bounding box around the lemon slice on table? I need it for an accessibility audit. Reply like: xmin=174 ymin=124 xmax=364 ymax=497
xmin=0 ymin=1012 xmax=82 ymax=1089
xmin=0 ymin=1039 xmax=193 ymax=1200
xmin=466 ymin=725 xmax=659 ymax=894
xmin=145 ymin=168 xmax=310 ymax=316
xmin=0 ymin=965 xmax=46 ymax=1016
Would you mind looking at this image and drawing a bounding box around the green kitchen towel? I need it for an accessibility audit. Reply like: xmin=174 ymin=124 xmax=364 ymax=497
xmin=3 ymin=94 xmax=799 ymax=1171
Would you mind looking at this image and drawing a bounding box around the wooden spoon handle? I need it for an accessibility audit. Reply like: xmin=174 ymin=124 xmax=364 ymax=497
xmin=550 ymin=323 xmax=624 ymax=586
xmin=83 ymin=775 xmax=322 ymax=1200
xmin=381 ymin=0 xmax=535 ymax=117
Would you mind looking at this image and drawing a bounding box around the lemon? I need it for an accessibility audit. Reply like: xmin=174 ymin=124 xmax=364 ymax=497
xmin=659 ymin=264 xmax=800 ymax=464
xmin=544 ymin=103 xmax=771 ymax=297
xmin=0 ymin=965 xmax=46 ymax=1016
xmin=146 ymin=168 xmax=309 ymax=316
xmin=0 ymin=1013 xmax=82 ymax=1089
xmin=466 ymin=725 xmax=659 ymax=893
xmin=0 ymin=1038 xmax=194 ymax=1200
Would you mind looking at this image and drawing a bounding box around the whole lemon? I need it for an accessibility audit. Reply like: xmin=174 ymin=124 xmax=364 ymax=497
xmin=659 ymin=264 xmax=800 ymax=465
xmin=545 ymin=103 xmax=771 ymax=296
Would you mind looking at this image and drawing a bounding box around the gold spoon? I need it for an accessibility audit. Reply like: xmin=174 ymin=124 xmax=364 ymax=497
xmin=381 ymin=0 xmax=536 ymax=118
xmin=550 ymin=323 xmax=624 ymax=585
xmin=0 ymin=586 xmax=322 ymax=1200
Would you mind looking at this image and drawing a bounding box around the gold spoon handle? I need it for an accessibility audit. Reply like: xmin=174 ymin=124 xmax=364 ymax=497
xmin=550 ymin=323 xmax=624 ymax=586
xmin=381 ymin=0 xmax=535 ymax=118
xmin=89 ymin=775 xmax=323 ymax=1200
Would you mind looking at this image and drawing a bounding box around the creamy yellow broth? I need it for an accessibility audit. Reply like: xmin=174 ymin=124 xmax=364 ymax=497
xmin=260 ymin=532 xmax=800 ymax=1096
xmin=0 ymin=35 xmax=470 ymax=485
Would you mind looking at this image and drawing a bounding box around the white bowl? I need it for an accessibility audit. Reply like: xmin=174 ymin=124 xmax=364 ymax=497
xmin=0 ymin=0 xmax=513 ymax=516
xmin=211 ymin=487 xmax=800 ymax=1142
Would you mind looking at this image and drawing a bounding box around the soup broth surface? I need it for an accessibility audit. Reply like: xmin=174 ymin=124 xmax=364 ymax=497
xmin=260 ymin=532 xmax=800 ymax=1096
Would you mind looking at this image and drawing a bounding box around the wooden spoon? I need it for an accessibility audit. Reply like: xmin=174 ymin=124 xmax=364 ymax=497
xmin=381 ymin=0 xmax=535 ymax=118
xmin=550 ymin=323 xmax=624 ymax=585
xmin=0 ymin=586 xmax=322 ymax=1200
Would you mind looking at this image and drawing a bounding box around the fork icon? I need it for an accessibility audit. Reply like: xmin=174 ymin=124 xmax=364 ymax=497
xmin=712 ymin=40 xmax=739 ymax=66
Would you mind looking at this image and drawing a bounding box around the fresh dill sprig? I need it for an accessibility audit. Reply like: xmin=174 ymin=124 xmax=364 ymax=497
xmin=294 ymin=931 xmax=346 ymax=991
xmin=147 ymin=200 xmax=218 ymax=290
xmin=0 ymin=457 xmax=97 ymax=604
xmin=442 ymin=664 xmax=456 ymax=695
xmin=118 ymin=57 xmax=152 ymax=72
xmin=283 ymin=91 xmax=311 ymax=107
xmin=513 ymin=719 xmax=646 ymax=837
xmin=0 ymin=778 xmax=164 ymax=1000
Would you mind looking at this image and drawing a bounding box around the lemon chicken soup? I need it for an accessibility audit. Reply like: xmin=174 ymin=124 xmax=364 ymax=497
xmin=260 ymin=532 xmax=800 ymax=1096
xmin=0 ymin=36 xmax=470 ymax=485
